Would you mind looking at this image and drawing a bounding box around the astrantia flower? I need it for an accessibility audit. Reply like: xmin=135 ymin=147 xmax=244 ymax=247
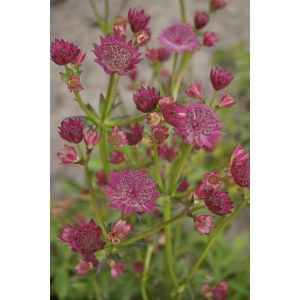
xmin=51 ymin=39 xmax=80 ymax=65
xmin=175 ymin=103 xmax=223 ymax=151
xmin=96 ymin=170 xmax=108 ymax=187
xmin=185 ymin=82 xmax=203 ymax=99
xmin=195 ymin=171 xmax=222 ymax=199
xmin=135 ymin=28 xmax=151 ymax=46
xmin=133 ymin=86 xmax=160 ymax=113
xmin=84 ymin=127 xmax=101 ymax=149
xmin=72 ymin=50 xmax=86 ymax=65
xmin=210 ymin=0 xmax=227 ymax=11
xmin=59 ymin=219 xmax=105 ymax=263
xmin=93 ymin=34 xmax=142 ymax=75
xmin=194 ymin=215 xmax=216 ymax=235
xmin=161 ymin=103 xmax=187 ymax=127
xmin=110 ymin=261 xmax=125 ymax=278
xmin=158 ymin=144 xmax=177 ymax=162
xmin=146 ymin=47 xmax=171 ymax=62
xmin=105 ymin=168 xmax=160 ymax=216
xmin=133 ymin=262 xmax=144 ymax=273
xmin=57 ymin=145 xmax=80 ymax=164
xmin=109 ymin=151 xmax=126 ymax=164
xmin=210 ymin=67 xmax=233 ymax=91
xmin=159 ymin=23 xmax=200 ymax=53
xmin=147 ymin=112 xmax=161 ymax=127
xmin=113 ymin=23 xmax=126 ymax=37
xmin=67 ymin=76 xmax=83 ymax=93
xmin=125 ymin=124 xmax=144 ymax=145
xmin=108 ymin=127 xmax=127 ymax=147
xmin=212 ymin=280 xmax=229 ymax=300
xmin=58 ymin=118 xmax=84 ymax=144
xmin=230 ymin=145 xmax=250 ymax=189
xmin=204 ymin=189 xmax=233 ymax=216
xmin=108 ymin=219 xmax=132 ymax=244
xmin=194 ymin=11 xmax=210 ymax=29
xmin=176 ymin=177 xmax=189 ymax=192
xmin=151 ymin=124 xmax=169 ymax=144
xmin=203 ymin=32 xmax=218 ymax=47
xmin=75 ymin=261 xmax=93 ymax=277
xmin=128 ymin=8 xmax=150 ymax=33
xmin=220 ymin=93 xmax=235 ymax=108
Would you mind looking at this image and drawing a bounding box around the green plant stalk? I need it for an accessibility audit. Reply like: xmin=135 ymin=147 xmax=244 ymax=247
xmin=209 ymin=90 xmax=218 ymax=107
xmin=170 ymin=53 xmax=178 ymax=92
xmin=179 ymin=0 xmax=187 ymax=22
xmin=141 ymin=244 xmax=154 ymax=300
xmin=183 ymin=201 xmax=245 ymax=287
xmin=84 ymin=164 xmax=108 ymax=239
xmin=88 ymin=0 xmax=101 ymax=21
xmin=99 ymin=129 xmax=110 ymax=178
xmin=105 ymin=115 xmax=147 ymax=127
xmin=101 ymin=73 xmax=117 ymax=121
xmin=168 ymin=144 xmax=193 ymax=195
xmin=153 ymin=144 xmax=164 ymax=191
xmin=163 ymin=197 xmax=178 ymax=288
xmin=118 ymin=204 xmax=206 ymax=247
xmin=104 ymin=0 xmax=109 ymax=28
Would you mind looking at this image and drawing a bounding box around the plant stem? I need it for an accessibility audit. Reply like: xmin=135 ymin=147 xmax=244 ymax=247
xmin=153 ymin=144 xmax=164 ymax=191
xmin=106 ymin=115 xmax=147 ymax=127
xmin=163 ymin=197 xmax=178 ymax=288
xmin=209 ymin=90 xmax=218 ymax=107
xmin=170 ymin=53 xmax=178 ymax=92
xmin=101 ymin=73 xmax=117 ymax=121
xmin=118 ymin=204 xmax=205 ymax=247
xmin=179 ymin=0 xmax=187 ymax=22
xmin=88 ymin=0 xmax=101 ymax=20
xmin=140 ymin=244 xmax=154 ymax=300
xmin=99 ymin=129 xmax=110 ymax=178
xmin=183 ymin=202 xmax=245 ymax=287
xmin=104 ymin=0 xmax=109 ymax=28
xmin=84 ymin=164 xmax=108 ymax=239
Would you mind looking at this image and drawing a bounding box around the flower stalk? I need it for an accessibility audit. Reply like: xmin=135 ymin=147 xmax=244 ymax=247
xmin=141 ymin=244 xmax=154 ymax=300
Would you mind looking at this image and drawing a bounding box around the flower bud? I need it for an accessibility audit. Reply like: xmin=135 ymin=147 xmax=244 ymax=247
xmin=220 ymin=93 xmax=235 ymax=108
xmin=84 ymin=127 xmax=101 ymax=149
xmin=57 ymin=145 xmax=80 ymax=164
xmin=203 ymin=31 xmax=218 ymax=47
xmin=114 ymin=23 xmax=126 ymax=37
xmin=194 ymin=11 xmax=209 ymax=29
xmin=135 ymin=28 xmax=151 ymax=46
xmin=67 ymin=76 xmax=83 ymax=93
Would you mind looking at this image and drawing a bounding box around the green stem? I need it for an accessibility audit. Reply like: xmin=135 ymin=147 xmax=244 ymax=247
xmin=209 ymin=90 xmax=218 ymax=107
xmin=170 ymin=53 xmax=178 ymax=92
xmin=140 ymin=244 xmax=154 ymax=300
xmin=106 ymin=115 xmax=147 ymax=127
xmin=101 ymin=73 xmax=117 ymax=121
xmin=179 ymin=0 xmax=187 ymax=22
xmin=84 ymin=164 xmax=108 ymax=239
xmin=154 ymin=144 xmax=164 ymax=191
xmin=104 ymin=0 xmax=109 ymax=28
xmin=168 ymin=144 xmax=193 ymax=195
xmin=118 ymin=204 xmax=205 ymax=247
xmin=99 ymin=129 xmax=110 ymax=178
xmin=183 ymin=202 xmax=245 ymax=287
xmin=88 ymin=0 xmax=101 ymax=20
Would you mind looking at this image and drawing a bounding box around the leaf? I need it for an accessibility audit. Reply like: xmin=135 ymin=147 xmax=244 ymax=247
xmin=53 ymin=267 xmax=69 ymax=299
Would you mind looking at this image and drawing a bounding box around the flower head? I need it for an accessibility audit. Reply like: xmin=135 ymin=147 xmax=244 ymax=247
xmin=185 ymin=82 xmax=203 ymax=99
xmin=195 ymin=171 xmax=222 ymax=199
xmin=212 ymin=280 xmax=229 ymax=300
xmin=210 ymin=67 xmax=233 ymax=91
xmin=210 ymin=0 xmax=227 ymax=11
xmin=175 ymin=103 xmax=223 ymax=151
xmin=93 ymin=34 xmax=142 ymax=75
xmin=194 ymin=215 xmax=216 ymax=235
xmin=176 ymin=177 xmax=189 ymax=193
xmin=84 ymin=127 xmax=101 ymax=149
xmin=67 ymin=76 xmax=83 ymax=93
xmin=220 ymin=93 xmax=235 ymax=108
xmin=151 ymin=124 xmax=169 ymax=144
xmin=158 ymin=144 xmax=177 ymax=162
xmin=147 ymin=112 xmax=161 ymax=127
xmin=161 ymin=103 xmax=187 ymax=127
xmin=96 ymin=170 xmax=108 ymax=187
xmin=105 ymin=168 xmax=160 ymax=216
xmin=133 ymin=262 xmax=144 ymax=274
xmin=108 ymin=219 xmax=132 ymax=244
xmin=203 ymin=32 xmax=218 ymax=47
xmin=135 ymin=28 xmax=151 ymax=46
xmin=108 ymin=127 xmax=127 ymax=147
xmin=57 ymin=145 xmax=80 ymax=164
xmin=72 ymin=50 xmax=86 ymax=65
xmin=51 ymin=39 xmax=80 ymax=65
xmin=125 ymin=124 xmax=144 ymax=145
xmin=159 ymin=23 xmax=200 ymax=53
xmin=204 ymin=189 xmax=233 ymax=216
xmin=109 ymin=151 xmax=126 ymax=164
xmin=128 ymin=8 xmax=150 ymax=33
xmin=133 ymin=86 xmax=160 ymax=113
xmin=146 ymin=47 xmax=171 ymax=62
xmin=113 ymin=23 xmax=126 ymax=37
xmin=58 ymin=118 xmax=84 ymax=144
xmin=194 ymin=11 xmax=210 ymax=29
xmin=75 ymin=261 xmax=93 ymax=277
xmin=110 ymin=261 xmax=125 ymax=278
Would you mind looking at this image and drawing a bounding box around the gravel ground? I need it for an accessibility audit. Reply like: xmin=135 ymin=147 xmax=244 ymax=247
xmin=50 ymin=0 xmax=250 ymax=198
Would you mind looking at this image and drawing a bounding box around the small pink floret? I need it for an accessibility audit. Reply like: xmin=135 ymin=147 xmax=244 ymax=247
xmin=84 ymin=126 xmax=101 ymax=149
xmin=194 ymin=215 xmax=216 ymax=235
xmin=57 ymin=145 xmax=79 ymax=164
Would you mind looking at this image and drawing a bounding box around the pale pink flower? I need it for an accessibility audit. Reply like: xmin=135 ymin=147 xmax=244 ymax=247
xmin=67 ymin=76 xmax=83 ymax=93
xmin=75 ymin=261 xmax=93 ymax=276
xmin=110 ymin=261 xmax=125 ymax=278
xmin=220 ymin=93 xmax=235 ymax=108
xmin=108 ymin=219 xmax=132 ymax=244
xmin=108 ymin=127 xmax=127 ymax=147
xmin=84 ymin=127 xmax=101 ymax=149
xmin=135 ymin=28 xmax=151 ymax=46
xmin=57 ymin=145 xmax=80 ymax=164
xmin=147 ymin=112 xmax=161 ymax=127
xmin=185 ymin=82 xmax=203 ymax=99
xmin=194 ymin=215 xmax=216 ymax=235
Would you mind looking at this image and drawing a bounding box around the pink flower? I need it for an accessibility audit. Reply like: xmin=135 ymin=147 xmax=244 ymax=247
xmin=57 ymin=145 xmax=80 ymax=164
xmin=175 ymin=103 xmax=223 ymax=151
xmin=67 ymin=76 xmax=83 ymax=93
xmin=212 ymin=280 xmax=229 ymax=300
xmin=151 ymin=124 xmax=169 ymax=144
xmin=50 ymin=39 xmax=80 ymax=65
xmin=185 ymin=82 xmax=203 ymax=99
xmin=59 ymin=219 xmax=106 ymax=262
xmin=133 ymin=262 xmax=144 ymax=274
xmin=158 ymin=144 xmax=177 ymax=162
xmin=108 ymin=219 xmax=132 ymax=244
xmin=83 ymin=126 xmax=101 ymax=149
xmin=72 ymin=50 xmax=86 ymax=65
xmin=96 ymin=170 xmax=108 ymax=187
xmin=108 ymin=127 xmax=127 ymax=147
xmin=210 ymin=0 xmax=227 ymax=11
xmin=113 ymin=23 xmax=126 ymax=37
xmin=110 ymin=261 xmax=125 ymax=278
xmin=161 ymin=103 xmax=187 ymax=127
xmin=210 ymin=67 xmax=234 ymax=91
xmin=194 ymin=215 xmax=216 ymax=235
xmin=147 ymin=113 xmax=161 ymax=127
xmin=133 ymin=86 xmax=160 ymax=113
xmin=159 ymin=23 xmax=200 ymax=53
xmin=145 ymin=48 xmax=159 ymax=62
xmin=125 ymin=124 xmax=144 ymax=145
xmin=157 ymin=47 xmax=171 ymax=61
xmin=220 ymin=93 xmax=235 ymax=108
xmin=194 ymin=11 xmax=210 ymax=29
xmin=230 ymin=145 xmax=250 ymax=189
xmin=75 ymin=261 xmax=93 ymax=276
xmin=176 ymin=177 xmax=189 ymax=192
xmin=105 ymin=168 xmax=160 ymax=216
xmin=58 ymin=118 xmax=84 ymax=144
xmin=109 ymin=151 xmax=126 ymax=164
xmin=195 ymin=171 xmax=222 ymax=199
xmin=158 ymin=96 xmax=175 ymax=107
xmin=203 ymin=32 xmax=218 ymax=47
xmin=93 ymin=34 xmax=142 ymax=75
xmin=204 ymin=189 xmax=233 ymax=216
xmin=135 ymin=28 xmax=151 ymax=46
xmin=128 ymin=8 xmax=150 ymax=33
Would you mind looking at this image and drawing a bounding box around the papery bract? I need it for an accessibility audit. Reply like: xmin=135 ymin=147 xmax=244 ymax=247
xmin=72 ymin=50 xmax=86 ymax=65
xmin=135 ymin=28 xmax=151 ymax=46
xmin=151 ymin=124 xmax=169 ymax=144
xmin=114 ymin=23 xmax=126 ymax=37
xmin=161 ymin=103 xmax=187 ymax=127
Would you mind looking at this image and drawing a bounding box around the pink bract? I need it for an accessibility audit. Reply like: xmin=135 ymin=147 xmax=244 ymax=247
xmin=220 ymin=93 xmax=235 ymax=108
xmin=57 ymin=145 xmax=79 ymax=165
xmin=128 ymin=8 xmax=150 ymax=33
xmin=175 ymin=103 xmax=223 ymax=151
xmin=105 ymin=168 xmax=160 ymax=216
xmin=125 ymin=124 xmax=144 ymax=145
xmin=51 ymin=39 xmax=80 ymax=65
xmin=204 ymin=189 xmax=233 ymax=216
xmin=210 ymin=67 xmax=234 ymax=91
xmin=84 ymin=126 xmax=101 ymax=149
xmin=93 ymin=34 xmax=142 ymax=75
xmin=159 ymin=23 xmax=200 ymax=53
xmin=194 ymin=215 xmax=216 ymax=235
xmin=58 ymin=118 xmax=84 ymax=144
xmin=133 ymin=86 xmax=160 ymax=113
